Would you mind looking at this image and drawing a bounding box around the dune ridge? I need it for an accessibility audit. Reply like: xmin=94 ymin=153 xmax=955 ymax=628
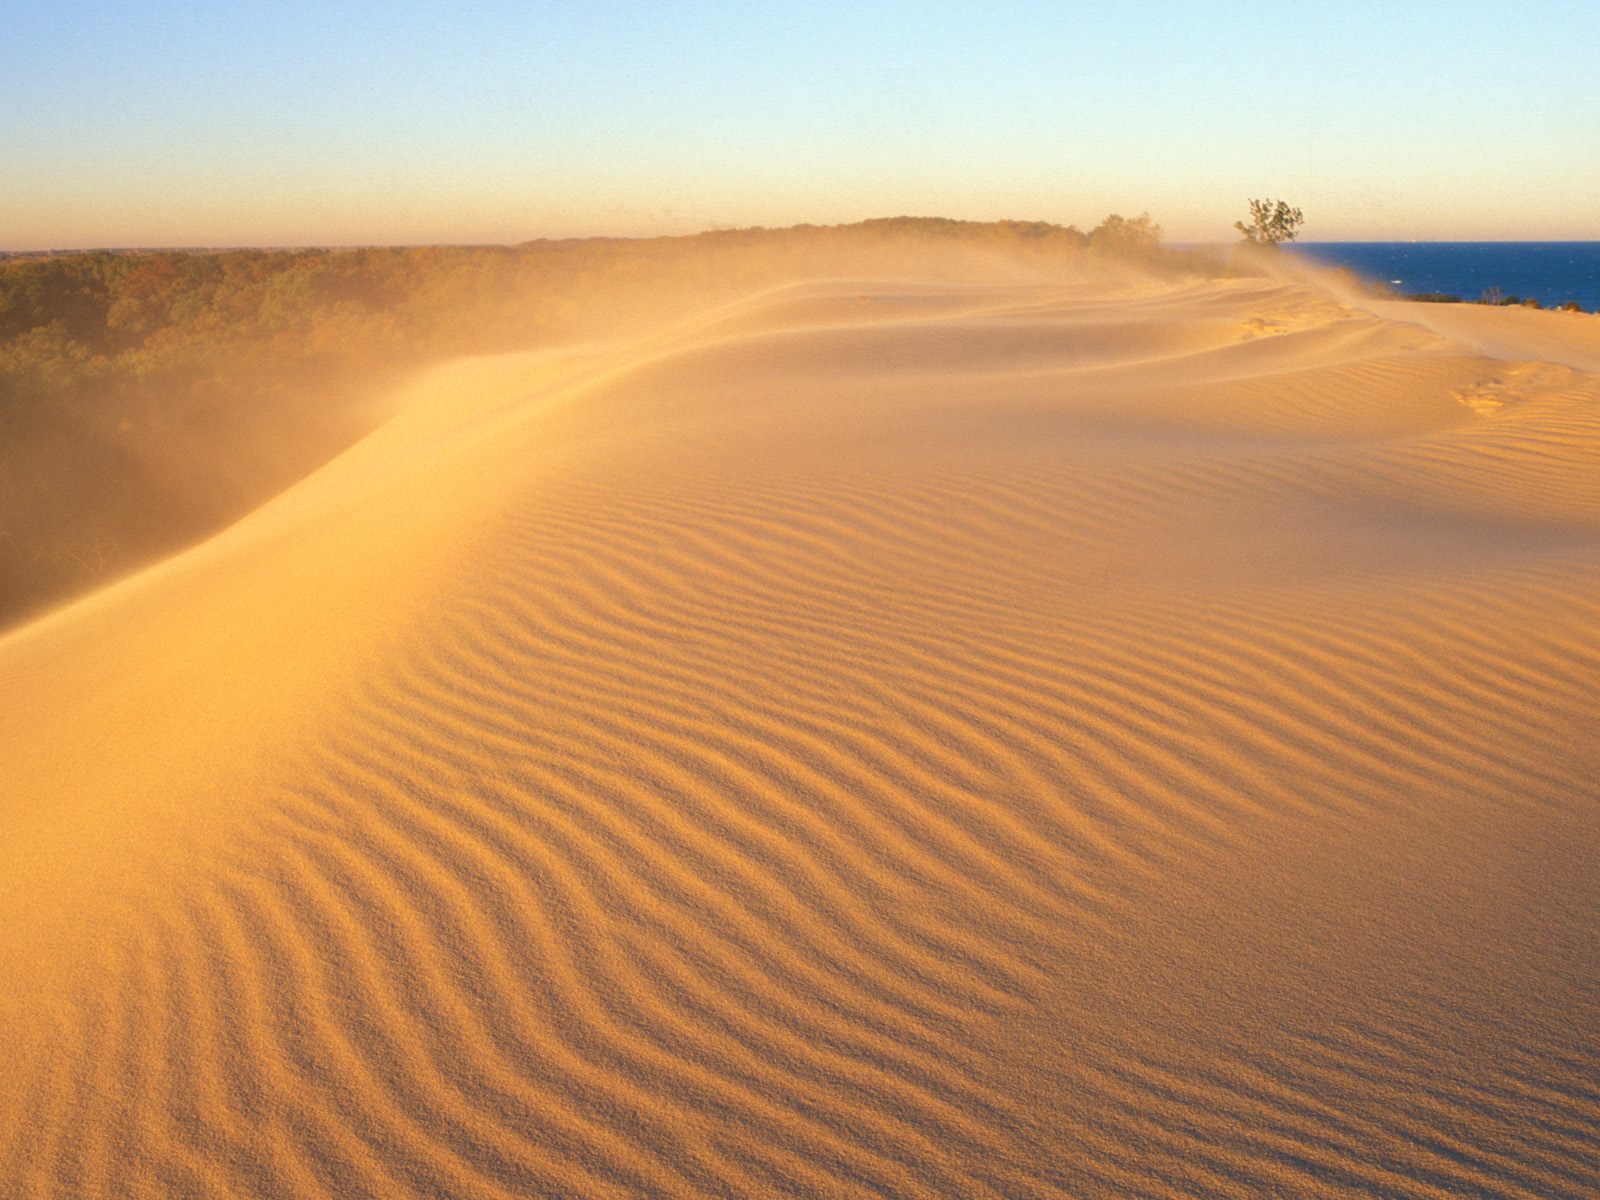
xmin=2 ymin=260 xmax=1598 ymax=1198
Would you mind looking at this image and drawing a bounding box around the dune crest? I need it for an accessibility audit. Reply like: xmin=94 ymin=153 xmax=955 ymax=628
xmin=3 ymin=257 xmax=1599 ymax=1198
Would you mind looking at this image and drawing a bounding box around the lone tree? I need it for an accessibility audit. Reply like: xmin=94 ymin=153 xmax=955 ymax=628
xmin=1235 ymin=198 xmax=1304 ymax=246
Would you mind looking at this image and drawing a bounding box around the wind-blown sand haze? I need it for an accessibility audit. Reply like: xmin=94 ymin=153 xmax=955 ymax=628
xmin=2 ymin=243 xmax=1599 ymax=1198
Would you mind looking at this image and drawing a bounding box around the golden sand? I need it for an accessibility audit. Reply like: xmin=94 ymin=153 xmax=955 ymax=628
xmin=2 ymin=255 xmax=1598 ymax=1197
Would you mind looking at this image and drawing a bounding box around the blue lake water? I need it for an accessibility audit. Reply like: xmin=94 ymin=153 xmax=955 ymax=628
xmin=1287 ymin=242 xmax=1600 ymax=311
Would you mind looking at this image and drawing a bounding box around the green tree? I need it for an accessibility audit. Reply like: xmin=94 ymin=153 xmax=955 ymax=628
xmin=1234 ymin=198 xmax=1304 ymax=246
xmin=1087 ymin=212 xmax=1162 ymax=257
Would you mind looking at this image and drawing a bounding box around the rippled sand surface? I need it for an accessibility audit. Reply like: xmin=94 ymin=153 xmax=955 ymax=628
xmin=3 ymin=263 xmax=1598 ymax=1198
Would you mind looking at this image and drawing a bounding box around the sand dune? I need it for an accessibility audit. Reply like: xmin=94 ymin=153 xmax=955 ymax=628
xmin=2 ymin=257 xmax=1598 ymax=1198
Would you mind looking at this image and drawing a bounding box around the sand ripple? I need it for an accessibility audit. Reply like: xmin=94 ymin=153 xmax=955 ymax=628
xmin=2 ymin=271 xmax=1598 ymax=1197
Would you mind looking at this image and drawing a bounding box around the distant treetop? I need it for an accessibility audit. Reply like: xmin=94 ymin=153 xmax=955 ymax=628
xmin=1234 ymin=199 xmax=1305 ymax=246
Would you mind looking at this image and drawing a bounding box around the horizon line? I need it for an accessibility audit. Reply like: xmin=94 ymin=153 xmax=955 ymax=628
xmin=5 ymin=217 xmax=1600 ymax=257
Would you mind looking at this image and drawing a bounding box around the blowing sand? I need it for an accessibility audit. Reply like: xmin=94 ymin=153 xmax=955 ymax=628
xmin=2 ymin=254 xmax=1598 ymax=1198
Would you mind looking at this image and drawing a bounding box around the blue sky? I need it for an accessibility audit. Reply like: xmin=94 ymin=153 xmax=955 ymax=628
xmin=3 ymin=1 xmax=1597 ymax=247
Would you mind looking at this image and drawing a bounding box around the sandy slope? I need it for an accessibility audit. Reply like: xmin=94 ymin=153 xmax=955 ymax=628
xmin=2 ymin=259 xmax=1598 ymax=1199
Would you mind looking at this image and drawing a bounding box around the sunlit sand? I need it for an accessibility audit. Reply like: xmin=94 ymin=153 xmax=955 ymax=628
xmin=3 ymin=235 xmax=1598 ymax=1197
